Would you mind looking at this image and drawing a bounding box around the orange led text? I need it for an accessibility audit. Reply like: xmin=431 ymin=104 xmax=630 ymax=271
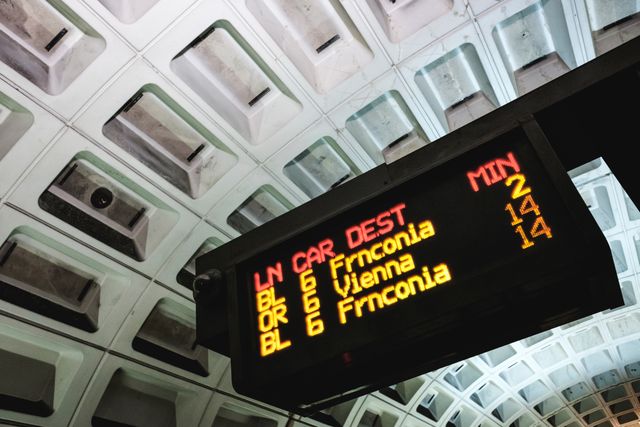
xmin=299 ymin=270 xmax=325 ymax=336
xmin=256 ymin=281 xmax=291 ymax=356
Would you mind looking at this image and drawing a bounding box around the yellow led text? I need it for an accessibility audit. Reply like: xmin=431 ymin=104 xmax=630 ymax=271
xmin=299 ymin=270 xmax=325 ymax=337
xmin=330 ymin=220 xmax=436 ymax=298
xmin=256 ymin=286 xmax=291 ymax=356
xmin=504 ymin=174 xmax=553 ymax=249
xmin=337 ymin=262 xmax=452 ymax=324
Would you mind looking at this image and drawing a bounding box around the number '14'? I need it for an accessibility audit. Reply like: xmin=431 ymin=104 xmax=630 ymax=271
xmin=505 ymin=197 xmax=552 ymax=249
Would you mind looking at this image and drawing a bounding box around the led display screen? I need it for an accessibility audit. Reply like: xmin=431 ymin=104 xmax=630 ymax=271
xmin=199 ymin=122 xmax=621 ymax=414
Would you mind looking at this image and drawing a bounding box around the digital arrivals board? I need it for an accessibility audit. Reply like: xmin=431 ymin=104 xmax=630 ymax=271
xmin=196 ymin=120 xmax=622 ymax=415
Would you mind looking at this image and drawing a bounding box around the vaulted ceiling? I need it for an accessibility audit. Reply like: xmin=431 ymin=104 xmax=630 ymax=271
xmin=1 ymin=0 xmax=639 ymax=426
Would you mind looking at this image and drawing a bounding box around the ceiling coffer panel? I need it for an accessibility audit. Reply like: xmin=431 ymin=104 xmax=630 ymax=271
xmin=170 ymin=20 xmax=302 ymax=146
xmin=0 ymin=0 xmax=105 ymax=95
xmin=0 ymin=0 xmax=636 ymax=426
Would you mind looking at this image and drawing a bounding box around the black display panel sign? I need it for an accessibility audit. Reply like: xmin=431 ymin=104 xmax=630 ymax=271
xmin=197 ymin=121 xmax=621 ymax=415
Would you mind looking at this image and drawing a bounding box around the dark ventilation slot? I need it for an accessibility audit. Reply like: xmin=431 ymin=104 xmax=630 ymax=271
xmin=386 ymin=133 xmax=410 ymax=149
xmin=57 ymin=163 xmax=78 ymax=186
xmin=591 ymin=12 xmax=640 ymax=55
xmin=511 ymin=50 xmax=572 ymax=95
xmin=44 ymin=28 xmax=68 ymax=52
xmin=186 ymin=144 xmax=205 ymax=163
xmin=248 ymin=87 xmax=271 ymax=107
xmin=191 ymin=27 xmax=216 ymax=49
xmin=449 ymin=93 xmax=476 ymax=110
xmin=330 ymin=174 xmax=352 ymax=189
xmin=0 ymin=239 xmax=100 ymax=332
xmin=77 ymin=279 xmax=94 ymax=302
xmin=448 ymin=411 xmax=460 ymax=427
xmin=602 ymin=15 xmax=635 ymax=32
xmin=38 ymin=160 xmax=151 ymax=261
xmin=121 ymin=91 xmax=144 ymax=114
xmin=0 ymin=241 xmax=16 ymax=266
xmin=172 ymin=26 xmax=216 ymax=59
xmin=128 ymin=208 xmax=146 ymax=229
xmin=316 ymin=34 xmax=341 ymax=53
xmin=132 ymin=300 xmax=209 ymax=376
xmin=104 ymin=91 xmax=144 ymax=125
xmin=521 ymin=54 xmax=549 ymax=70
xmin=0 ymin=349 xmax=55 ymax=416
xmin=92 ymin=369 xmax=176 ymax=427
